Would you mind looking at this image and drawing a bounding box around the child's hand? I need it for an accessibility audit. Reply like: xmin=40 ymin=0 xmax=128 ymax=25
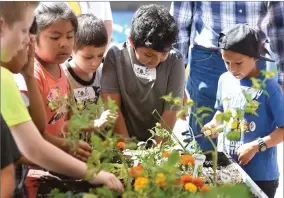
xmin=68 ymin=140 xmax=92 ymax=162
xmin=94 ymin=110 xmax=118 ymax=129
xmin=21 ymin=35 xmax=36 ymax=78
xmin=237 ymin=142 xmax=258 ymax=165
xmin=201 ymin=122 xmax=219 ymax=139
xmin=90 ymin=170 xmax=124 ymax=192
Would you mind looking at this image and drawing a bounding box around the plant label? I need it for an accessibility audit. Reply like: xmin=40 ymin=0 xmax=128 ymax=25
xmin=193 ymin=154 xmax=206 ymax=177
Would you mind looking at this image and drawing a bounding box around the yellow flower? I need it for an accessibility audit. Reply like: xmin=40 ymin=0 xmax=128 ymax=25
xmin=155 ymin=173 xmax=166 ymax=187
xmin=184 ymin=182 xmax=197 ymax=193
xmin=134 ymin=177 xmax=149 ymax=190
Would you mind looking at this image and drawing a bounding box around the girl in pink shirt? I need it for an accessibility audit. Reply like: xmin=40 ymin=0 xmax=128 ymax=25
xmin=16 ymin=2 xmax=92 ymax=162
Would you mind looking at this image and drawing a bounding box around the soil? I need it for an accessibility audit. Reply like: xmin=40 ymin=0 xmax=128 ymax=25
xmin=203 ymin=151 xmax=233 ymax=168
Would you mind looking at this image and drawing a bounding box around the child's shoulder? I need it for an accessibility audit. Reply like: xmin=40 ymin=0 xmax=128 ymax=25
xmin=168 ymin=48 xmax=183 ymax=61
xmin=264 ymin=77 xmax=283 ymax=98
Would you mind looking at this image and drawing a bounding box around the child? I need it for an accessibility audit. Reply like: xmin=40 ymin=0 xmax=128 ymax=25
xmin=101 ymin=4 xmax=185 ymax=143
xmin=63 ymin=13 xmax=114 ymax=130
xmin=1 ymin=2 xmax=123 ymax=194
xmin=0 ymin=2 xmax=39 ymax=197
xmin=202 ymin=24 xmax=284 ymax=198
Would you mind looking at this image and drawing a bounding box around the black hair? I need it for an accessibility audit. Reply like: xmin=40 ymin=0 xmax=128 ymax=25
xmin=34 ymin=2 xmax=78 ymax=34
xmin=130 ymin=4 xmax=178 ymax=52
xmin=29 ymin=17 xmax=38 ymax=35
xmin=74 ymin=14 xmax=108 ymax=51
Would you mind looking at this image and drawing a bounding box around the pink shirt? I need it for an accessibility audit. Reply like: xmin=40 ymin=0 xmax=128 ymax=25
xmin=33 ymin=60 xmax=69 ymax=136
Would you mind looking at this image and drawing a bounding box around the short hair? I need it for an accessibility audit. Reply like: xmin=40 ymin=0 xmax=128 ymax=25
xmin=74 ymin=14 xmax=108 ymax=52
xmin=0 ymin=2 xmax=39 ymax=27
xmin=34 ymin=2 xmax=78 ymax=34
xmin=130 ymin=4 xmax=178 ymax=52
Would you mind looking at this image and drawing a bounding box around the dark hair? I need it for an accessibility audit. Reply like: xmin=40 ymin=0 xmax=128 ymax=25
xmin=130 ymin=4 xmax=178 ymax=52
xmin=0 ymin=2 xmax=39 ymax=27
xmin=34 ymin=2 xmax=78 ymax=34
xmin=74 ymin=14 xmax=108 ymax=52
xmin=29 ymin=17 xmax=38 ymax=35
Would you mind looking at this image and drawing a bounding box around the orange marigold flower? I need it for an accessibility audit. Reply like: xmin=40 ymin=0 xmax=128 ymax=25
xmin=103 ymin=141 xmax=108 ymax=146
xmin=162 ymin=151 xmax=170 ymax=158
xmin=116 ymin=142 xmax=125 ymax=151
xmin=180 ymin=175 xmax=193 ymax=185
xmin=130 ymin=165 xmax=143 ymax=178
xmin=155 ymin=173 xmax=166 ymax=187
xmin=173 ymin=179 xmax=180 ymax=185
xmin=193 ymin=177 xmax=204 ymax=188
xmin=184 ymin=182 xmax=197 ymax=193
xmin=134 ymin=177 xmax=149 ymax=190
xmin=180 ymin=154 xmax=195 ymax=165
xmin=200 ymin=184 xmax=210 ymax=193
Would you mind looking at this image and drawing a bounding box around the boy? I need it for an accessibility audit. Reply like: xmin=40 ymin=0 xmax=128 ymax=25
xmin=0 ymin=2 xmax=123 ymax=193
xmin=203 ymin=24 xmax=284 ymax=198
xmin=63 ymin=13 xmax=114 ymax=131
xmin=0 ymin=2 xmax=38 ymax=196
xmin=64 ymin=14 xmax=106 ymax=111
xmin=101 ymin=4 xmax=185 ymax=143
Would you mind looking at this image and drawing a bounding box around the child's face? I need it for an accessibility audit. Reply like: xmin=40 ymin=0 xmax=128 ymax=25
xmin=0 ymin=6 xmax=35 ymax=62
xmin=129 ymin=38 xmax=169 ymax=68
xmin=134 ymin=47 xmax=169 ymax=68
xmin=222 ymin=50 xmax=257 ymax=80
xmin=72 ymin=45 xmax=106 ymax=74
xmin=35 ymin=20 xmax=75 ymax=64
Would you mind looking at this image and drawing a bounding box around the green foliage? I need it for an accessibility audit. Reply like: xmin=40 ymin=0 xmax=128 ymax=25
xmin=50 ymin=70 xmax=272 ymax=197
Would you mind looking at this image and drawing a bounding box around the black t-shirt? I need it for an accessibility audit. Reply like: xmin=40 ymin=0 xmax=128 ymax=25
xmin=1 ymin=114 xmax=21 ymax=169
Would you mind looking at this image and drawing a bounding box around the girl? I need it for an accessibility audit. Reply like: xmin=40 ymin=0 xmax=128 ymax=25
xmin=16 ymin=2 xmax=92 ymax=162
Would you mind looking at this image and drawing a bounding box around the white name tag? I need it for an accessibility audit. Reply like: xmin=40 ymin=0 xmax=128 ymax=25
xmin=133 ymin=64 xmax=156 ymax=81
xmin=74 ymin=87 xmax=97 ymax=101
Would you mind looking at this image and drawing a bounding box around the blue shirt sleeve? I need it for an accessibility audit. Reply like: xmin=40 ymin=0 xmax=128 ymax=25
xmin=268 ymin=87 xmax=284 ymax=128
xmin=214 ymin=75 xmax=224 ymax=111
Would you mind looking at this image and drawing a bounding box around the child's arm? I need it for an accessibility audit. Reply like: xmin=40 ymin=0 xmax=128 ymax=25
xmin=238 ymin=127 xmax=284 ymax=166
xmin=21 ymin=36 xmax=46 ymax=134
xmin=101 ymin=92 xmax=130 ymax=139
xmin=238 ymin=86 xmax=284 ymax=165
xmin=42 ymin=132 xmax=92 ymax=162
xmin=10 ymin=121 xmax=123 ymax=192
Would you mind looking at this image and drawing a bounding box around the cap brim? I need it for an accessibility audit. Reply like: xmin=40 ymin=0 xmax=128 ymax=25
xmin=259 ymin=55 xmax=275 ymax=62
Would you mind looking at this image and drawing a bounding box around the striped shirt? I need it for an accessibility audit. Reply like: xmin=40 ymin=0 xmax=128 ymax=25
xmin=170 ymin=1 xmax=284 ymax=84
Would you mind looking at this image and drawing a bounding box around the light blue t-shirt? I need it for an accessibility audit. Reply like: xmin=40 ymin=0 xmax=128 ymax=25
xmin=215 ymin=72 xmax=284 ymax=181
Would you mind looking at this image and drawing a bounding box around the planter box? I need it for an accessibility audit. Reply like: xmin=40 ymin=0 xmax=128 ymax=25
xmin=221 ymin=152 xmax=269 ymax=198
xmin=23 ymin=151 xmax=268 ymax=198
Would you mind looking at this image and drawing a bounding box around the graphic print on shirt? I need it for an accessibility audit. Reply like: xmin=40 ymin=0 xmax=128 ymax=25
xmin=133 ymin=64 xmax=156 ymax=81
xmin=73 ymin=86 xmax=101 ymax=110
xmin=46 ymin=86 xmax=68 ymax=124
xmin=222 ymin=85 xmax=263 ymax=157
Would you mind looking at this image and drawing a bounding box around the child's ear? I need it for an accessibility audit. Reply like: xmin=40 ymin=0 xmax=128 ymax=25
xmin=128 ymin=37 xmax=135 ymax=48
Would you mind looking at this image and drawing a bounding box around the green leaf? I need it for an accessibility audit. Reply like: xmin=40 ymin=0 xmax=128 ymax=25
xmin=83 ymin=194 xmax=98 ymax=198
xmin=226 ymin=131 xmax=241 ymax=141
xmin=161 ymin=92 xmax=173 ymax=102
xmin=167 ymin=151 xmax=180 ymax=166
xmin=196 ymin=106 xmax=214 ymax=114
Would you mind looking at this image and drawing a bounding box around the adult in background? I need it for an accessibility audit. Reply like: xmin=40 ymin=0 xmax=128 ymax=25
xmin=170 ymin=1 xmax=284 ymax=151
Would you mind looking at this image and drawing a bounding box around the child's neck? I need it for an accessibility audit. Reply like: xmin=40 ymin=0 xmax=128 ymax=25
xmin=69 ymin=59 xmax=93 ymax=82
xmin=245 ymin=66 xmax=260 ymax=79
xmin=35 ymin=54 xmax=61 ymax=79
